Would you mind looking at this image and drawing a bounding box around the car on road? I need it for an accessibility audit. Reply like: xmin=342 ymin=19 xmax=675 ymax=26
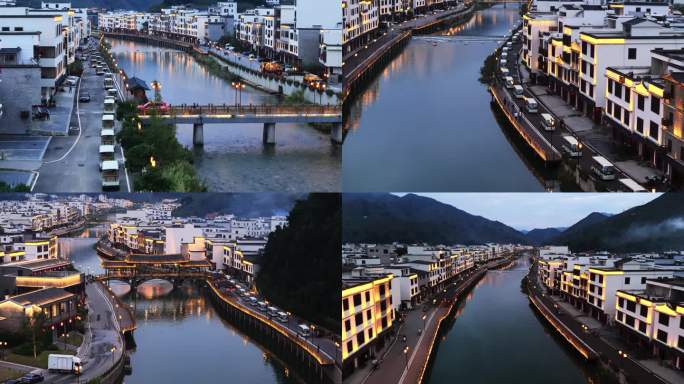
xmin=137 ymin=101 xmax=170 ymax=114
xmin=79 ymin=92 xmax=91 ymax=102
xmin=18 ymin=373 xmax=43 ymax=383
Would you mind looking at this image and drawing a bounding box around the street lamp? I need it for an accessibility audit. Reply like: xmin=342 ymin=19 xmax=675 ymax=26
xmin=231 ymin=81 xmax=245 ymax=106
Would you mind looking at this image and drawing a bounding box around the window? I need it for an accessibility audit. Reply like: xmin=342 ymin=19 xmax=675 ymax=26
xmin=638 ymin=94 xmax=645 ymax=110
xmin=628 ymin=48 xmax=637 ymax=60
xmin=367 ymin=328 xmax=373 ymax=339
xmin=640 ymin=305 xmax=648 ymax=317
xmin=353 ymin=294 xmax=361 ymax=307
xmin=625 ymin=277 xmax=630 ymax=285
xmin=639 ymin=321 xmax=647 ymax=333
xmin=357 ymin=332 xmax=365 ymax=346
xmin=366 ymin=310 xmax=372 ymax=320
xmin=679 ymin=336 xmax=684 ymax=349
xmin=346 ymin=341 xmax=353 ymax=354
xmin=650 ymin=121 xmax=659 ymax=141
xmin=657 ymin=329 xmax=668 ymax=343
xmin=618 ymin=297 xmax=625 ymax=307
xmin=607 ymin=100 xmax=613 ymax=115
xmin=608 ymin=79 xmax=613 ymax=93
xmin=681 ymin=317 xmax=684 ymax=330
xmin=617 ymin=311 xmax=624 ymax=321
xmin=636 ymin=117 xmax=644 ymax=133
xmin=614 ymin=105 xmax=621 ymax=121
xmin=355 ymin=313 xmax=363 ymax=326
xmin=343 ymin=298 xmax=349 ymax=311
xmin=625 ymin=89 xmax=630 ymax=103
xmin=582 ymin=41 xmax=587 ymax=55
xmin=626 ymin=300 xmax=636 ymax=312
xmin=623 ymin=110 xmax=630 ymax=125
xmin=659 ymin=314 xmax=670 ymax=326
xmin=651 ymin=97 xmax=661 ymax=114
xmin=626 ymin=314 xmax=635 ymax=327
xmin=345 ymin=319 xmax=351 ymax=332
xmin=615 ymin=84 xmax=622 ymax=98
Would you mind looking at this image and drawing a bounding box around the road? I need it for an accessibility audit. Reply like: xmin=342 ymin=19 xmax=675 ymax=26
xmin=497 ymin=30 xmax=664 ymax=191
xmin=43 ymin=282 xmax=124 ymax=384
xmin=528 ymin=262 xmax=674 ymax=384
xmin=34 ymin=39 xmax=130 ymax=193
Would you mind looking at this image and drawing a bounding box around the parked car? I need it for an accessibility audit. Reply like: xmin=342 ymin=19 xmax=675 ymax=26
xmin=79 ymin=92 xmax=91 ymax=102
xmin=19 ymin=373 xmax=43 ymax=383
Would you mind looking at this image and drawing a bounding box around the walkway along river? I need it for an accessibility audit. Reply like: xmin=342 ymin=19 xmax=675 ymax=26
xmin=107 ymin=38 xmax=340 ymax=192
xmin=344 ymin=4 xmax=580 ymax=192
xmin=424 ymin=257 xmax=610 ymax=384
xmin=60 ymin=236 xmax=305 ymax=383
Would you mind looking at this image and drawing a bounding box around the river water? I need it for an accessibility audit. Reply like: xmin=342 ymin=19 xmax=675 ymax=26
xmin=343 ymin=5 xmax=567 ymax=191
xmin=426 ymin=258 xmax=606 ymax=383
xmin=107 ymin=39 xmax=340 ymax=192
xmin=60 ymin=236 xmax=297 ymax=383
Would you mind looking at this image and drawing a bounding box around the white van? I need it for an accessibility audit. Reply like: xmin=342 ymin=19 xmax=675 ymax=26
xmin=104 ymin=98 xmax=116 ymax=113
xmin=541 ymin=113 xmax=555 ymax=130
xmin=102 ymin=114 xmax=115 ymax=129
xmin=500 ymin=67 xmax=510 ymax=76
xmin=249 ymin=297 xmax=258 ymax=306
xmin=99 ymin=144 xmax=115 ymax=170
xmin=276 ymin=311 xmax=289 ymax=323
xmin=101 ymin=160 xmax=119 ymax=190
xmin=101 ymin=129 xmax=115 ymax=145
xmin=500 ymin=59 xmax=507 ymax=66
xmin=562 ymin=135 xmax=582 ymax=157
xmin=297 ymin=324 xmax=311 ymax=337
xmin=525 ymin=97 xmax=539 ymax=113
xmin=618 ymin=178 xmax=647 ymax=192
xmin=513 ymin=85 xmax=524 ymax=99
xmin=591 ymin=156 xmax=617 ymax=180
xmin=504 ymin=76 xmax=515 ymax=89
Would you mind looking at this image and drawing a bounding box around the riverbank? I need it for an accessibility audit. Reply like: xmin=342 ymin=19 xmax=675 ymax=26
xmin=343 ymin=3 xmax=475 ymax=100
xmin=526 ymin=261 xmax=676 ymax=384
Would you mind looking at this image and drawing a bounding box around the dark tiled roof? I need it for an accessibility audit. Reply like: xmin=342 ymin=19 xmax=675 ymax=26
xmin=126 ymin=76 xmax=150 ymax=90
xmin=10 ymin=287 xmax=73 ymax=306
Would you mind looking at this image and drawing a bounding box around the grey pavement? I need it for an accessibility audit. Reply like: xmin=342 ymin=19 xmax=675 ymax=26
xmin=30 ymin=86 xmax=76 ymax=136
xmin=34 ymin=42 xmax=130 ymax=193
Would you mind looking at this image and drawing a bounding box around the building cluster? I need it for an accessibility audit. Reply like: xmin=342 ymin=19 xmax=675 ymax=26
xmin=342 ymin=0 xmax=461 ymax=56
xmin=97 ymin=0 xmax=342 ymax=83
xmin=341 ymin=242 xmax=522 ymax=375
xmin=0 ymin=195 xmax=92 ymax=332
xmin=0 ymin=1 xmax=90 ymax=109
xmin=537 ymin=245 xmax=684 ymax=370
xmin=105 ymin=207 xmax=287 ymax=284
xmin=522 ymin=0 xmax=684 ymax=186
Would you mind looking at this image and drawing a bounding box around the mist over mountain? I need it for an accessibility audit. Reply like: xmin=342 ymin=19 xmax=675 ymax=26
xmin=342 ymin=193 xmax=528 ymax=245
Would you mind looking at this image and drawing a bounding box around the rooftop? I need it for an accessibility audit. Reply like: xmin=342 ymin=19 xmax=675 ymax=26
xmin=9 ymin=287 xmax=73 ymax=307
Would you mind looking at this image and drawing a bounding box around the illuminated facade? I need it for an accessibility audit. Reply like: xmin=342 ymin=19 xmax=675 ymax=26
xmin=615 ymin=278 xmax=684 ymax=370
xmin=342 ymin=0 xmax=379 ymax=55
xmin=341 ymin=274 xmax=394 ymax=375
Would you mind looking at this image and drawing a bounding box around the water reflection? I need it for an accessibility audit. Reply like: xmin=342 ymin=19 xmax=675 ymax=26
xmin=343 ymin=5 xmax=546 ymax=192
xmin=427 ymin=259 xmax=607 ymax=384
xmin=108 ymin=38 xmax=340 ymax=192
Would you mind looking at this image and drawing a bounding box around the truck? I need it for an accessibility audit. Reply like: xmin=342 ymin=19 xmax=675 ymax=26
xmin=48 ymin=354 xmax=82 ymax=375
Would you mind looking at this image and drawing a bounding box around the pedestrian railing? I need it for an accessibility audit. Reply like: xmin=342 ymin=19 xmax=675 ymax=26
xmin=138 ymin=104 xmax=342 ymax=118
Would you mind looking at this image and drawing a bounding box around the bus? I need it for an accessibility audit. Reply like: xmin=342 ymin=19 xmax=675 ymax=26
xmin=297 ymin=324 xmax=311 ymax=338
xmin=618 ymin=178 xmax=647 ymax=192
xmin=99 ymin=145 xmax=115 ymax=170
xmin=101 ymin=160 xmax=120 ymax=190
xmin=562 ymin=136 xmax=582 ymax=157
xmin=591 ymin=156 xmax=617 ymax=181
xmin=101 ymin=129 xmax=115 ymax=146
xmin=102 ymin=114 xmax=115 ymax=129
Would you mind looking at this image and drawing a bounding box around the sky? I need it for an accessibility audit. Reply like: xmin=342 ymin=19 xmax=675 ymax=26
xmin=395 ymin=193 xmax=661 ymax=231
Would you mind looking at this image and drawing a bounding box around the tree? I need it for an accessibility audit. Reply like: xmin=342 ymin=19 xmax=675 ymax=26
xmin=26 ymin=311 xmax=48 ymax=359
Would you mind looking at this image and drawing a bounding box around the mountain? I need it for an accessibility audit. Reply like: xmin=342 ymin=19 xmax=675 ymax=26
xmin=171 ymin=193 xmax=301 ymax=217
xmin=525 ymin=228 xmax=564 ymax=245
xmin=342 ymin=193 xmax=528 ymax=245
xmin=552 ymin=194 xmax=684 ymax=252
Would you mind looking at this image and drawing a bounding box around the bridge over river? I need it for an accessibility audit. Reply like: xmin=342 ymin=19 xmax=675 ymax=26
xmin=138 ymin=104 xmax=343 ymax=146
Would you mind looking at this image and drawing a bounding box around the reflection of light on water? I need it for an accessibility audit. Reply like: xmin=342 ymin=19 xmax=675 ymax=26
xmin=137 ymin=279 xmax=174 ymax=299
xmin=110 ymin=282 xmax=131 ymax=297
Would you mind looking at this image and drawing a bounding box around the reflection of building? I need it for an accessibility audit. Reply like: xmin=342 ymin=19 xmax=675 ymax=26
xmin=341 ymin=273 xmax=395 ymax=376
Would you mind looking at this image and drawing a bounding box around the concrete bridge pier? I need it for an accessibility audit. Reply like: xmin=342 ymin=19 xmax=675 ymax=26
xmin=262 ymin=122 xmax=276 ymax=145
xmin=193 ymin=122 xmax=204 ymax=146
xmin=330 ymin=123 xmax=343 ymax=144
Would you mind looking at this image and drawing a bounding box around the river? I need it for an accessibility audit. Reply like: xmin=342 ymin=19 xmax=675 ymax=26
xmin=60 ymin=236 xmax=298 ymax=383
xmin=107 ymin=39 xmax=340 ymax=192
xmin=426 ymin=258 xmax=606 ymax=383
xmin=343 ymin=5 xmax=572 ymax=191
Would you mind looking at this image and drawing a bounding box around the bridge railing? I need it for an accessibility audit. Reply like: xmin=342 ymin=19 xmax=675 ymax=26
xmin=138 ymin=104 xmax=341 ymax=117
